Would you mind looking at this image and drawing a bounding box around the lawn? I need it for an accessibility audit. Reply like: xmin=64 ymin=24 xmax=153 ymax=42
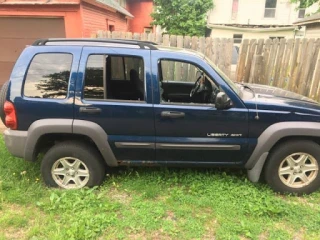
xmin=0 ymin=136 xmax=320 ymax=240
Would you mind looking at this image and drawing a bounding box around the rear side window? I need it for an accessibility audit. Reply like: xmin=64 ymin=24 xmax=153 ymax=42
xmin=24 ymin=53 xmax=72 ymax=99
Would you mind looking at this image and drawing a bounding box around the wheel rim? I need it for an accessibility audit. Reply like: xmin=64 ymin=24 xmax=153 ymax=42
xmin=278 ymin=152 xmax=319 ymax=189
xmin=51 ymin=157 xmax=90 ymax=189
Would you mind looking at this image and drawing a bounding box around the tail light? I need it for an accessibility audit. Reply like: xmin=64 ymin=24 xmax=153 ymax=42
xmin=4 ymin=101 xmax=17 ymax=130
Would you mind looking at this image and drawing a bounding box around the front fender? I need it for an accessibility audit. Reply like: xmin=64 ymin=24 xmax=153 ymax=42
xmin=246 ymin=122 xmax=320 ymax=182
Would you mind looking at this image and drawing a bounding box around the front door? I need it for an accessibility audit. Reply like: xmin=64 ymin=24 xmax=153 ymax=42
xmin=75 ymin=47 xmax=155 ymax=161
xmin=152 ymin=52 xmax=249 ymax=166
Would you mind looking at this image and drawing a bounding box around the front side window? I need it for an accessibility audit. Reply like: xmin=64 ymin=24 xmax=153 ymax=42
xmin=24 ymin=53 xmax=72 ymax=99
xmin=159 ymin=60 xmax=220 ymax=105
xmin=84 ymin=55 xmax=145 ymax=101
xmin=264 ymin=0 xmax=277 ymax=18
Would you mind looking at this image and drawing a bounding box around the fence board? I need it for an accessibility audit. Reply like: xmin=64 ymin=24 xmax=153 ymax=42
xmin=273 ymin=38 xmax=286 ymax=87
xmin=312 ymin=52 xmax=320 ymax=100
xmin=288 ymin=38 xmax=300 ymax=91
xmin=236 ymin=39 xmax=249 ymax=82
xmin=261 ymin=39 xmax=271 ymax=85
xmin=279 ymin=38 xmax=294 ymax=88
xmin=266 ymin=38 xmax=279 ymax=85
xmin=299 ymin=39 xmax=315 ymax=95
xmin=244 ymin=39 xmax=257 ymax=83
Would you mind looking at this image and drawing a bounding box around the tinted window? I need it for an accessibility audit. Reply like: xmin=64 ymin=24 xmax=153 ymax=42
xmin=84 ymin=55 xmax=145 ymax=101
xmin=84 ymin=55 xmax=105 ymax=99
xmin=24 ymin=54 xmax=72 ymax=99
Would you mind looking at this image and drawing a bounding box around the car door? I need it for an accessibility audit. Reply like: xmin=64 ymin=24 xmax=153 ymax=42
xmin=74 ymin=47 xmax=155 ymax=161
xmin=151 ymin=51 xmax=249 ymax=166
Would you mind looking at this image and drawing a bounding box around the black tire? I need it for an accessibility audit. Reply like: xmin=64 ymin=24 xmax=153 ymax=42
xmin=41 ymin=141 xmax=106 ymax=189
xmin=264 ymin=140 xmax=320 ymax=195
xmin=0 ymin=81 xmax=9 ymax=124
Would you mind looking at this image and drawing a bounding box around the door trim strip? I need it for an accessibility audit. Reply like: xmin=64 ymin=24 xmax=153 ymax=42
xmin=115 ymin=142 xmax=241 ymax=150
xmin=115 ymin=142 xmax=155 ymax=149
xmin=156 ymin=143 xmax=240 ymax=150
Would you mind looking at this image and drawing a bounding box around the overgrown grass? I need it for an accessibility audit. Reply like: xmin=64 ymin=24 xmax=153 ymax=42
xmin=1 ymin=136 xmax=320 ymax=239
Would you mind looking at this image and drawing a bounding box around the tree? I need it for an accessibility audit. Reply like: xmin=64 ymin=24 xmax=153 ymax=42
xmin=290 ymin=0 xmax=320 ymax=14
xmin=151 ymin=0 xmax=214 ymax=36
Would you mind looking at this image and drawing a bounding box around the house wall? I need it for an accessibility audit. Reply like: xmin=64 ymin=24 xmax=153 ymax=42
xmin=81 ymin=2 xmax=128 ymax=37
xmin=210 ymin=27 xmax=295 ymax=39
xmin=127 ymin=0 xmax=153 ymax=33
xmin=208 ymin=0 xmax=316 ymax=26
xmin=305 ymin=23 xmax=320 ymax=38
xmin=0 ymin=4 xmax=82 ymax=37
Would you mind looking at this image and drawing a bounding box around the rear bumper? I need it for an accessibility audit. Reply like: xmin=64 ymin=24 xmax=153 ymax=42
xmin=3 ymin=129 xmax=28 ymax=159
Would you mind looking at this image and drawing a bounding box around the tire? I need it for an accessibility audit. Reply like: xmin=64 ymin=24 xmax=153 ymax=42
xmin=0 ymin=81 xmax=9 ymax=124
xmin=264 ymin=140 xmax=320 ymax=195
xmin=41 ymin=141 xmax=106 ymax=189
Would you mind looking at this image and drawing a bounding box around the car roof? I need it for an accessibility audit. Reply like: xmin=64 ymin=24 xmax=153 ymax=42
xmin=32 ymin=38 xmax=204 ymax=58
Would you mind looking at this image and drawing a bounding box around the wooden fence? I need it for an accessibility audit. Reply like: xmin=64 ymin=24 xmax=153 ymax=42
xmin=94 ymin=31 xmax=320 ymax=100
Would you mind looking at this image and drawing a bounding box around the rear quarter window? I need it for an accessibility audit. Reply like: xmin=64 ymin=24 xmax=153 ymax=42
xmin=24 ymin=53 xmax=72 ymax=99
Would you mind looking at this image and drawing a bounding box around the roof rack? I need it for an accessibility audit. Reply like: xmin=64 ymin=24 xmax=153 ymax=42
xmin=32 ymin=38 xmax=158 ymax=50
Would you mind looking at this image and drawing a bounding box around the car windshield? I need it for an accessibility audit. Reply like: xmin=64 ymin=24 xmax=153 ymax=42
xmin=204 ymin=56 xmax=240 ymax=95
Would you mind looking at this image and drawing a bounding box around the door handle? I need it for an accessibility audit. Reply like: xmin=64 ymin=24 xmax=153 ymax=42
xmin=161 ymin=111 xmax=185 ymax=119
xmin=79 ymin=107 xmax=102 ymax=114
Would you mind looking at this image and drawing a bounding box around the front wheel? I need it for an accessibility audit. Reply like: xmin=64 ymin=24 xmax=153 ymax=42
xmin=264 ymin=140 xmax=320 ymax=195
xmin=41 ymin=141 xmax=106 ymax=189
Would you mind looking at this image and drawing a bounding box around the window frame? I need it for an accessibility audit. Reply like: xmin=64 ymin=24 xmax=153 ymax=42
xmin=83 ymin=53 xmax=147 ymax=103
xmin=22 ymin=52 xmax=73 ymax=100
xmin=264 ymin=0 xmax=277 ymax=18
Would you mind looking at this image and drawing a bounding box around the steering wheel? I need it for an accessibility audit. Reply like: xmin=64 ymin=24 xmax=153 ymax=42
xmin=190 ymin=72 xmax=204 ymax=98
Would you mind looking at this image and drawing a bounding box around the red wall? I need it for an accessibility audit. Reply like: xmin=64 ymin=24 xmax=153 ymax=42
xmin=127 ymin=0 xmax=153 ymax=33
xmin=82 ymin=2 xmax=128 ymax=37
xmin=0 ymin=4 xmax=82 ymax=37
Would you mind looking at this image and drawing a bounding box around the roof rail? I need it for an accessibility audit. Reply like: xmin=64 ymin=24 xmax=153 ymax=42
xmin=32 ymin=38 xmax=158 ymax=50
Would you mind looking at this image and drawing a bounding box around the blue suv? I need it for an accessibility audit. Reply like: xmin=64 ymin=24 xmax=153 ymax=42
xmin=1 ymin=38 xmax=320 ymax=194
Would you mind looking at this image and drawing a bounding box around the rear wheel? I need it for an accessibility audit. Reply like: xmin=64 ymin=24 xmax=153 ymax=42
xmin=264 ymin=140 xmax=320 ymax=195
xmin=41 ymin=141 xmax=106 ymax=189
xmin=0 ymin=81 xmax=9 ymax=124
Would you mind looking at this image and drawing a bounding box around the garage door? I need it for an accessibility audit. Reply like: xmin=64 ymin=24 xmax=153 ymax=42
xmin=0 ymin=17 xmax=66 ymax=87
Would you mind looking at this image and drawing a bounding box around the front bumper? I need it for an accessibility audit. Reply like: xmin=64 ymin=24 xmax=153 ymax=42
xmin=3 ymin=129 xmax=28 ymax=159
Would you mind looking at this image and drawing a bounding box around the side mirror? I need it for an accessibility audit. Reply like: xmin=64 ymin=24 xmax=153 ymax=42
xmin=215 ymin=92 xmax=231 ymax=110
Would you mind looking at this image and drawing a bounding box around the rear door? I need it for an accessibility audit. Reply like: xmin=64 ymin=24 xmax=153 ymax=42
xmin=74 ymin=47 xmax=155 ymax=161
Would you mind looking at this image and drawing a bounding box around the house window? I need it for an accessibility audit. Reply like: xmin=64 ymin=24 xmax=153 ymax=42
xmin=233 ymin=34 xmax=243 ymax=44
xmin=298 ymin=9 xmax=306 ymax=18
xmin=109 ymin=25 xmax=115 ymax=32
xmin=269 ymin=36 xmax=284 ymax=40
xmin=119 ymin=0 xmax=126 ymax=7
xmin=231 ymin=0 xmax=239 ymax=20
xmin=264 ymin=0 xmax=277 ymax=18
xmin=144 ymin=27 xmax=153 ymax=34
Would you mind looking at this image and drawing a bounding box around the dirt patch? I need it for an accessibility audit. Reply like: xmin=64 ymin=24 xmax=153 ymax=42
xmin=0 ymin=122 xmax=6 ymax=133
xmin=108 ymin=188 xmax=132 ymax=204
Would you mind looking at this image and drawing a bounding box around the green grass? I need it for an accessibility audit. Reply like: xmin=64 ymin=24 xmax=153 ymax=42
xmin=1 ymin=136 xmax=320 ymax=240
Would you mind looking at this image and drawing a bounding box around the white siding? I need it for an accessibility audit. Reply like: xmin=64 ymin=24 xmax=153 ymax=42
xmin=209 ymin=27 xmax=295 ymax=39
xmin=208 ymin=0 xmax=317 ymax=26
xmin=305 ymin=23 xmax=320 ymax=38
